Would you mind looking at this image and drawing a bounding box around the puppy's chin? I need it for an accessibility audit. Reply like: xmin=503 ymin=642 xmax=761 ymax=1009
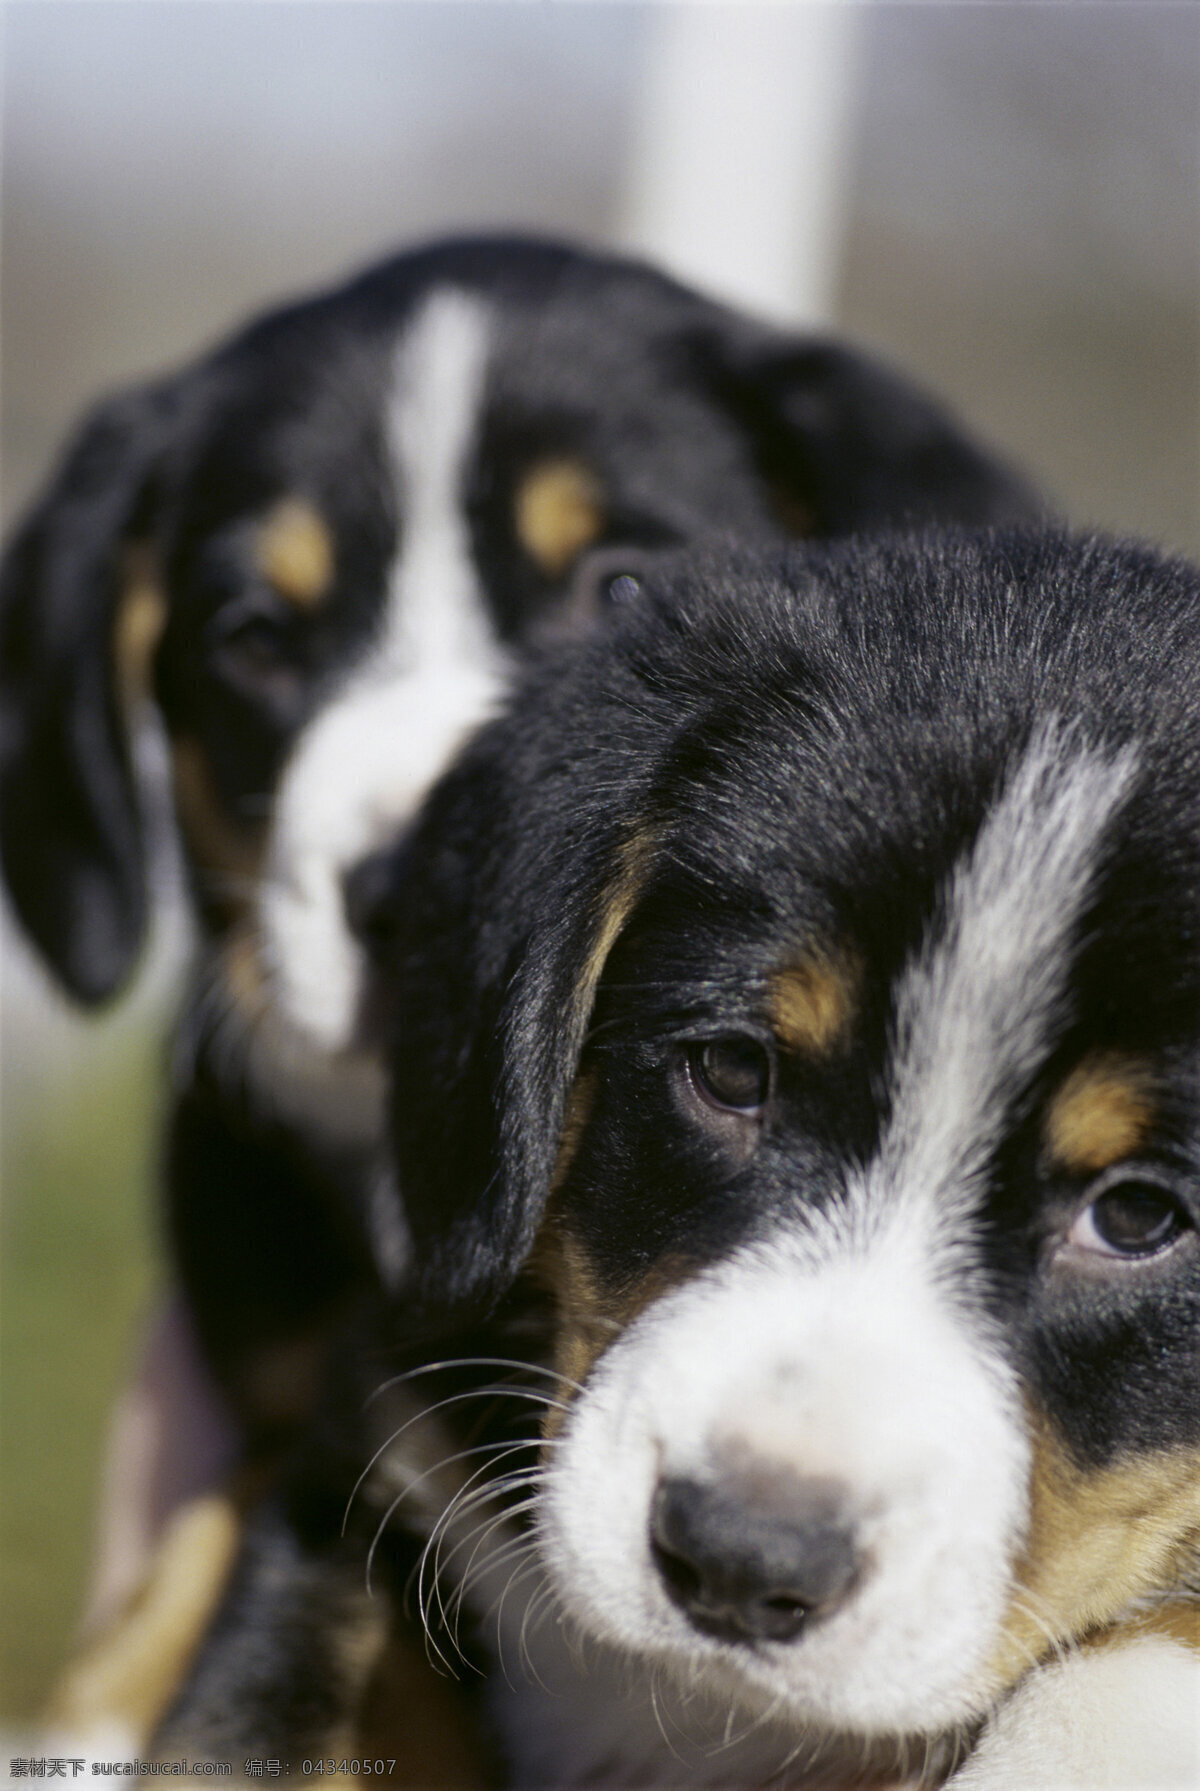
xmin=198 ymin=921 xmax=387 ymax=1154
xmin=537 ymin=1231 xmax=1029 ymax=1742
xmin=259 ymin=657 xmax=507 ymax=1056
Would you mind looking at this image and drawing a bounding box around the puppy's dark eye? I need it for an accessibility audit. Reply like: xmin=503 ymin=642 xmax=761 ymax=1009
xmin=208 ymin=598 xmax=293 ymax=674
xmin=1068 ymin=1173 xmax=1190 ymax=1259
xmin=689 ymin=1038 xmax=772 ymax=1114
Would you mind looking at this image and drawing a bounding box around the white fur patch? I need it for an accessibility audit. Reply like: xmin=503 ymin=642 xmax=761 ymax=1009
xmin=536 ymin=725 xmax=1140 ymax=1744
xmin=540 ymin=1223 xmax=1028 ymax=1738
xmin=879 ymin=720 xmax=1137 ymax=1257
xmin=949 ymin=1636 xmax=1200 ymax=1789
xmin=260 ymin=289 xmax=508 ymax=1052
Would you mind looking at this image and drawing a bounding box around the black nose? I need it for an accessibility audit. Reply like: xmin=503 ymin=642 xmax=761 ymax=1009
xmin=650 ymin=1472 xmax=861 ymax=1645
xmin=342 ymin=845 xmax=406 ymax=958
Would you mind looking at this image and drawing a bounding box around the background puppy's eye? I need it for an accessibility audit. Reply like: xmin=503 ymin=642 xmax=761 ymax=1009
xmin=1068 ymin=1173 xmax=1190 ymax=1259
xmin=208 ymin=597 xmax=296 ymax=678
xmin=205 ymin=595 xmax=307 ymax=722
xmin=688 ymin=1038 xmax=772 ymax=1114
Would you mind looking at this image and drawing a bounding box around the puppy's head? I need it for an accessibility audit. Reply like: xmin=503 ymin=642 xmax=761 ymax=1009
xmin=1 ymin=236 xmax=1035 ymax=1053
xmin=386 ymin=532 xmax=1199 ymax=1744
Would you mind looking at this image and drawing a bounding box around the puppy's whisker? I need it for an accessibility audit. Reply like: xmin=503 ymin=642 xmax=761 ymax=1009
xmin=365 ymin=1354 xmax=585 ymax=1406
xmin=435 ymin=1477 xmax=541 ymax=1577
xmin=1003 ymin=1588 xmax=1068 ymax=1675
xmin=452 ymin=1497 xmax=544 ymax=1616
xmin=490 ymin=1551 xmax=548 ymax=1691
xmin=414 ymin=1457 xmax=543 ymax=1657
xmin=356 ymin=1382 xmax=569 ymax=1511
xmin=443 ymin=1477 xmax=543 ymax=1569
xmin=647 ymin=1668 xmax=689 ymax=1767
xmin=517 ymin=1576 xmax=561 ymax=1690
xmin=428 ymin=1472 xmax=541 ymax=1600
xmin=562 ymin=1310 xmax=623 ymax=1342
xmin=368 ymin=1439 xmax=535 ymax=1592
xmin=344 ymin=1436 xmax=528 ymax=1537
xmin=712 ymin=1688 xmax=785 ymax=1758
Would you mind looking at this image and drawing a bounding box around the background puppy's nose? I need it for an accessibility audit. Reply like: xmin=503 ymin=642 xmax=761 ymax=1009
xmin=650 ymin=1471 xmax=861 ymax=1644
xmin=342 ymin=845 xmax=406 ymax=958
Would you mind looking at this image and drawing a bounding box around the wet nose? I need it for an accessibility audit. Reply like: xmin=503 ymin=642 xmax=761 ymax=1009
xmin=650 ymin=1471 xmax=861 ymax=1645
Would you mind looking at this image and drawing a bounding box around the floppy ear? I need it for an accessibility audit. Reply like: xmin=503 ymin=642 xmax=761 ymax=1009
xmin=385 ymin=742 xmax=641 ymax=1315
xmin=0 ymin=377 xmax=183 ymax=1002
xmin=705 ymin=331 xmax=1041 ymax=535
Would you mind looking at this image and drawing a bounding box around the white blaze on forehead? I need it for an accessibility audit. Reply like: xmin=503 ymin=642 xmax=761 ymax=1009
xmin=261 ymin=287 xmax=508 ymax=1055
xmin=381 ymin=288 xmax=499 ymax=672
xmin=874 ymin=720 xmax=1137 ymax=1247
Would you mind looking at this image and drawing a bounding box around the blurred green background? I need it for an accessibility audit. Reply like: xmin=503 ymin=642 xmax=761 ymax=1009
xmin=2 ymin=0 xmax=1197 ymax=1729
xmin=1 ymin=998 xmax=165 ymax=1716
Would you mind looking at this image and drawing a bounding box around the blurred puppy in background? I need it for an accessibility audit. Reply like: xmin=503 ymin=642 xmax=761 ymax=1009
xmin=0 ymin=236 xmax=1037 ymax=1529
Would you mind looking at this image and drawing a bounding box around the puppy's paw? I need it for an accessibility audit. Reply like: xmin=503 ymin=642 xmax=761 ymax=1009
xmin=949 ymin=1636 xmax=1200 ymax=1789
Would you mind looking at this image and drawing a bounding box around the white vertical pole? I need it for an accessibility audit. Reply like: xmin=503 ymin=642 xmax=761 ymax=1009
xmin=615 ymin=2 xmax=863 ymax=329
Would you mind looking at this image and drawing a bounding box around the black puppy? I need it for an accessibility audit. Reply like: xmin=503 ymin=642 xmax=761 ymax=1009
xmin=166 ymin=532 xmax=1198 ymax=1786
xmin=0 ymin=236 xmax=1036 ymax=1439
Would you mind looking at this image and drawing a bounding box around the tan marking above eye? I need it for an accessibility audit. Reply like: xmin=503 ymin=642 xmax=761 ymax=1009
xmin=572 ymin=825 xmax=656 ymax=1042
xmin=1044 ymin=1053 xmax=1156 ymax=1175
xmin=113 ymin=545 xmax=168 ymax=712
xmin=514 ymin=458 xmax=606 ymax=577
xmin=255 ymin=497 xmax=335 ymax=607
xmin=988 ymin=1405 xmax=1200 ymax=1694
xmin=770 ymin=945 xmax=860 ymax=1057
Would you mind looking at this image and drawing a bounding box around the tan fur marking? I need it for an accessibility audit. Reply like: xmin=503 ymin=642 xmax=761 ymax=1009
xmin=574 ymin=827 xmax=655 ymax=1033
xmin=256 ymin=496 xmax=335 ymax=607
xmin=536 ymin=1208 xmax=693 ymax=1426
xmin=322 ymin=1600 xmax=392 ymax=1760
xmin=550 ymin=1069 xmax=597 ymax=1200
xmin=113 ymin=547 xmax=167 ymax=712
xmin=223 ymin=922 xmax=268 ymax=1020
xmin=514 ymin=458 xmax=606 ymax=577
xmin=1044 ymin=1053 xmax=1156 ymax=1174
xmin=1086 ymin=1601 xmax=1200 ymax=1657
xmin=770 ymin=945 xmax=860 ymax=1056
xmin=534 ymin=827 xmax=664 ymax=1417
xmin=171 ymin=737 xmax=266 ymax=887
xmin=45 ymin=1495 xmax=241 ymax=1746
xmin=990 ymin=1411 xmax=1200 ymax=1691
xmin=356 ymin=1631 xmax=490 ymax=1785
xmin=544 ymin=1225 xmax=618 ymax=1399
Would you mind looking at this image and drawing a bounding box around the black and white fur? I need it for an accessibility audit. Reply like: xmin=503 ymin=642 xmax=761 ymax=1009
xmin=0 ymin=237 xmax=1037 ymax=1435
xmin=165 ymin=531 xmax=1199 ymax=1786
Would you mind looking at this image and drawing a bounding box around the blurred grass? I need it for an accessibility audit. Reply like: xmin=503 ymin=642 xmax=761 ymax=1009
xmin=0 ymin=1009 xmax=165 ymax=1721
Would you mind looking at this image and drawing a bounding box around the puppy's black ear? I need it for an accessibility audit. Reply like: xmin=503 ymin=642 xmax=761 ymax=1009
xmin=386 ymin=743 xmax=635 ymax=1315
xmin=706 ymin=331 xmax=1041 ymax=535
xmin=0 ymin=377 xmax=182 ymax=1002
